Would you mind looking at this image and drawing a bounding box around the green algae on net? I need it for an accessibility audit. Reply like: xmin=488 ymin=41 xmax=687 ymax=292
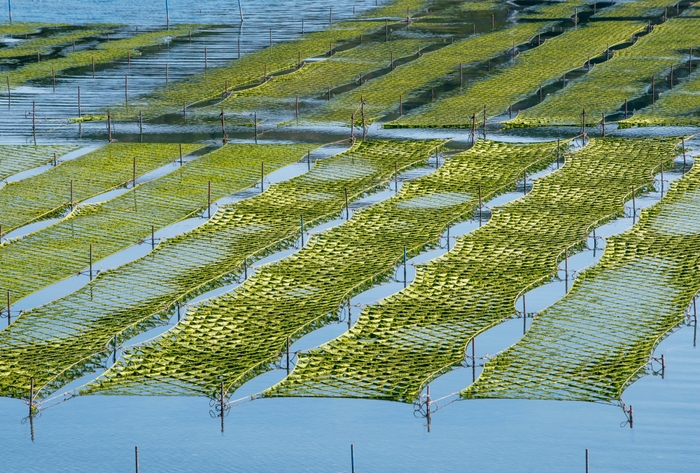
xmin=387 ymin=20 xmax=645 ymax=128
xmin=4 ymin=26 xmax=195 ymax=90
xmin=0 ymin=143 xmax=200 ymax=234
xmin=80 ymin=140 xmax=560 ymax=398
xmin=509 ymin=17 xmax=700 ymax=127
xmin=265 ymin=137 xmax=679 ymax=403
xmin=0 ymin=144 xmax=79 ymax=182
xmin=0 ymin=140 xmax=439 ymax=400
xmin=0 ymin=144 xmax=308 ymax=311
xmin=465 ymin=150 xmax=700 ymax=402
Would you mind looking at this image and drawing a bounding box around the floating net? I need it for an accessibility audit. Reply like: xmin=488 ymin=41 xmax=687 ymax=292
xmin=267 ymin=137 xmax=679 ymax=403
xmin=0 ymin=144 xmax=305 ymax=308
xmin=511 ymin=17 xmax=700 ymax=127
xmin=0 ymin=139 xmax=440 ymax=400
xmin=464 ymin=161 xmax=700 ymax=402
xmin=390 ymin=21 xmax=645 ymax=127
xmin=0 ymin=144 xmax=79 ymax=182
xmin=0 ymin=143 xmax=198 ymax=233
xmin=81 ymin=140 xmax=559 ymax=398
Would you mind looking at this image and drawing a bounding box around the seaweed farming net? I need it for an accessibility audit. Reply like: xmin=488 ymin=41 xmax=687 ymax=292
xmin=0 ymin=144 xmax=307 ymax=307
xmin=0 ymin=139 xmax=440 ymax=400
xmin=0 ymin=143 xmax=190 ymax=233
xmin=267 ymin=137 xmax=679 ymax=403
xmin=511 ymin=17 xmax=700 ymax=127
xmin=0 ymin=144 xmax=78 ymax=182
xmin=81 ymin=140 xmax=559 ymax=398
xmin=465 ymin=159 xmax=700 ymax=402
xmin=389 ymin=21 xmax=645 ymax=127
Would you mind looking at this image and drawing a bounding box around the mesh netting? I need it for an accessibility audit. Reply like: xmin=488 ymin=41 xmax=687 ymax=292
xmin=464 ymin=165 xmax=700 ymax=402
xmin=81 ymin=140 xmax=560 ymax=397
xmin=0 ymin=139 xmax=441 ymax=400
xmin=267 ymin=137 xmax=679 ymax=403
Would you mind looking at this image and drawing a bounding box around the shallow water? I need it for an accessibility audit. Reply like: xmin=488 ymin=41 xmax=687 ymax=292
xmin=2 ymin=2 xmax=700 ymax=471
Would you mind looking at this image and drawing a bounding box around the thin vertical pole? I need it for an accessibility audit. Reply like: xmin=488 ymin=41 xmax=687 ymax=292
xmin=132 ymin=156 xmax=136 ymax=187
xmin=253 ymin=112 xmax=258 ymax=144
xmin=585 ymin=449 xmax=589 ymax=473
xmin=89 ymin=244 xmax=93 ymax=281
xmin=459 ymin=62 xmax=463 ymax=88
xmin=139 ymin=111 xmax=143 ymax=136
xmin=523 ymin=171 xmax=527 ymax=196
xmin=307 ymin=150 xmax=311 ymax=171
xmin=29 ymin=377 xmax=34 ymax=416
xmin=435 ymin=147 xmax=439 ymax=168
xmin=471 ymin=338 xmax=476 ymax=382
xmin=32 ymin=101 xmax=37 ymax=145
xmin=179 ymin=143 xmax=183 ymax=166
xmin=205 ymin=47 xmax=208 ymax=71
xmin=601 ymin=112 xmax=605 ymax=137
xmin=151 ymin=225 xmax=155 ymax=249
xmin=651 ymin=76 xmax=655 ymax=104
xmin=632 ymin=186 xmax=636 ymax=224
xmin=261 ymin=163 xmax=264 ymax=192
xmin=478 ymin=184 xmax=482 ymax=226
xmin=8 ymin=0 xmax=12 ymax=23
xmin=165 ymin=0 xmax=169 ymax=30
xmin=166 ymin=63 xmax=169 ymax=85
xmin=345 ymin=187 xmax=349 ymax=220
xmin=557 ymin=138 xmax=561 ymax=169
xmin=564 ymin=248 xmax=568 ymax=292
xmin=6 ymin=290 xmax=10 ymax=326
xmin=52 ymin=67 xmax=56 ymax=92
xmin=625 ymin=98 xmax=628 ymax=119
xmin=208 ymin=181 xmax=212 ymax=218
xmin=125 ymin=74 xmax=129 ymax=107
xmin=237 ymin=0 xmax=244 ymax=20
xmin=351 ymin=444 xmax=355 ymax=473
xmin=682 ymin=138 xmax=687 ymax=173
xmin=300 ymin=215 xmax=305 ymax=246
xmin=523 ymin=294 xmax=527 ymax=334
xmin=403 ymin=246 xmax=407 ymax=288
xmin=70 ymin=180 xmax=74 ymax=210
xmin=286 ymin=336 xmax=291 ymax=375
xmin=78 ymin=86 xmax=81 ymax=118
xmin=395 ymin=162 xmax=398 ymax=193
xmin=660 ymin=161 xmax=664 ymax=197
xmin=6 ymin=76 xmax=10 ymax=109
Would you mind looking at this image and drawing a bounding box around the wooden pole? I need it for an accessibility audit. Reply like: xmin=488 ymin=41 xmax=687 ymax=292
xmin=585 ymin=449 xmax=589 ymax=473
xmin=295 ymin=96 xmax=299 ymax=119
xmin=385 ymin=19 xmax=388 ymax=41
xmin=395 ymin=162 xmax=398 ymax=193
xmin=107 ymin=110 xmax=112 ymax=142
xmin=151 ymin=225 xmax=155 ymax=249
xmin=89 ymin=244 xmax=93 ymax=280
xmin=601 ymin=112 xmax=605 ymax=137
xmin=403 ymin=246 xmax=407 ymax=287
xmin=300 ymin=215 xmax=305 ymax=246
xmin=478 ymin=184 xmax=482 ymax=226
xmin=632 ymin=186 xmax=636 ymax=224
xmin=6 ymin=290 xmax=10 ymax=326
xmin=6 ymin=76 xmax=10 ymax=109
xmin=670 ymin=64 xmax=674 ymax=88
xmin=139 ymin=110 xmax=143 ymax=136
xmin=471 ymin=338 xmax=476 ymax=381
xmin=491 ymin=13 xmax=494 ymax=29
xmin=179 ymin=143 xmax=183 ymax=166
xmin=523 ymin=171 xmax=527 ymax=196
xmin=482 ymin=105 xmax=486 ymax=138
xmin=286 ymin=336 xmax=291 ymax=374
xmin=564 ymin=247 xmax=568 ymax=292
xmin=135 ymin=446 xmax=139 ymax=473
xmin=30 ymin=100 xmax=37 ymax=145
xmin=350 ymin=113 xmax=355 ymax=140
xmin=254 ymin=111 xmax=258 ymax=144
xmin=682 ymin=138 xmax=686 ymax=173
xmin=435 ymin=147 xmax=439 ymax=168
xmin=307 ymin=150 xmax=311 ymax=171
xmin=125 ymin=74 xmax=129 ymax=107
xmin=78 ymin=86 xmax=81 ymax=118
xmin=351 ymin=445 xmax=355 ymax=473
xmin=208 ymin=180 xmax=212 ymax=218
xmin=345 ymin=187 xmax=349 ymax=220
